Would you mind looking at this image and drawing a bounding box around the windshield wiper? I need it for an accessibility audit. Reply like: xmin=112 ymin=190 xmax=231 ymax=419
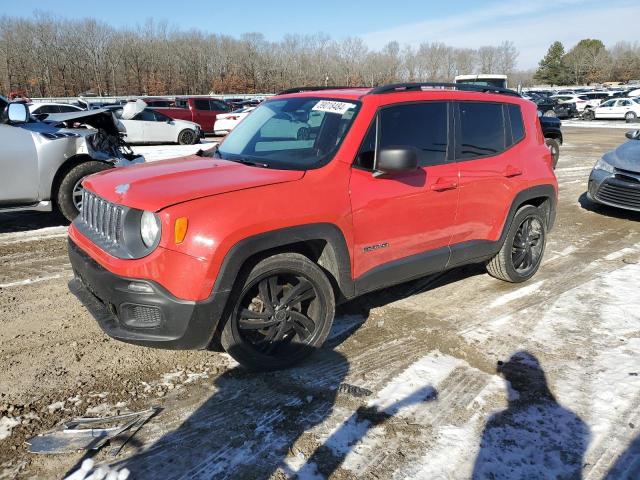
xmin=227 ymin=158 xmax=270 ymax=168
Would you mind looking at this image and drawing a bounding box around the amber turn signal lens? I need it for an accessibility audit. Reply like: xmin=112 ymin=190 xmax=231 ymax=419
xmin=174 ymin=217 xmax=188 ymax=244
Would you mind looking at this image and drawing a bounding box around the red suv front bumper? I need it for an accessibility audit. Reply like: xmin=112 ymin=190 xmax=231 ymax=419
xmin=68 ymin=238 xmax=222 ymax=350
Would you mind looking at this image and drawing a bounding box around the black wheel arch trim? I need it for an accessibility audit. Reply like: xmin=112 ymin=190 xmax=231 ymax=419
xmin=205 ymin=223 xmax=354 ymax=345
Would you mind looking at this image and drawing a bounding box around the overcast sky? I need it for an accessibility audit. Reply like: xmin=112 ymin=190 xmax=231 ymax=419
xmin=3 ymin=0 xmax=639 ymax=69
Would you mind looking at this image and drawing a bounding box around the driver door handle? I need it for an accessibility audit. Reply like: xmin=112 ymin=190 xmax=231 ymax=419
xmin=430 ymin=179 xmax=459 ymax=192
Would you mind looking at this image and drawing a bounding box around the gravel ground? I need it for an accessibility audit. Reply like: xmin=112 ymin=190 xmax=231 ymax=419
xmin=0 ymin=127 xmax=639 ymax=479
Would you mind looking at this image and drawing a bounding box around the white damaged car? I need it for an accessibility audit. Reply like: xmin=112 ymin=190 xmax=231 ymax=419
xmin=117 ymin=99 xmax=202 ymax=145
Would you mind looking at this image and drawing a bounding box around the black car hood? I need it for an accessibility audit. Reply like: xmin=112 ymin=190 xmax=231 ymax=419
xmin=604 ymin=139 xmax=640 ymax=173
xmin=43 ymin=109 xmax=120 ymax=136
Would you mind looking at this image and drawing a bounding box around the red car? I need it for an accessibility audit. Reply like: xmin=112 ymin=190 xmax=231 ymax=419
xmin=67 ymin=83 xmax=557 ymax=370
xmin=154 ymin=96 xmax=232 ymax=133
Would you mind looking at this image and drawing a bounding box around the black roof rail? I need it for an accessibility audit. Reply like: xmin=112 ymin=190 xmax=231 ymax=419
xmin=276 ymin=86 xmax=364 ymax=95
xmin=368 ymin=82 xmax=521 ymax=97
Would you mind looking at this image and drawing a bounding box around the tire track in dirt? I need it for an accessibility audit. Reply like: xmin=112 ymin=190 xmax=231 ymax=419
xmin=0 ymin=237 xmax=70 ymax=287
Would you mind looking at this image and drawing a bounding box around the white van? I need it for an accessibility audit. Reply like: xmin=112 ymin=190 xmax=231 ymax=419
xmin=454 ymin=74 xmax=508 ymax=89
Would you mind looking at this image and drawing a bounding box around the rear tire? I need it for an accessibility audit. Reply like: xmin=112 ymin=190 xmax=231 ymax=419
xmin=178 ymin=129 xmax=198 ymax=145
xmin=486 ymin=205 xmax=547 ymax=283
xmin=545 ymin=138 xmax=560 ymax=169
xmin=220 ymin=253 xmax=335 ymax=371
xmin=56 ymin=161 xmax=112 ymax=222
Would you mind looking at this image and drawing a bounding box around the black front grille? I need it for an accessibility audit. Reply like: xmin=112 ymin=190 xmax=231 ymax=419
xmin=596 ymin=180 xmax=640 ymax=209
xmin=80 ymin=191 xmax=124 ymax=245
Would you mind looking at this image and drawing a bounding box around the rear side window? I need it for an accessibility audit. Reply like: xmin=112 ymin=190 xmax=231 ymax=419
xmin=133 ymin=109 xmax=157 ymax=121
xmin=211 ymin=100 xmax=230 ymax=111
xmin=58 ymin=105 xmax=77 ymax=112
xmin=378 ymin=102 xmax=448 ymax=167
xmin=458 ymin=102 xmax=506 ymax=160
xmin=507 ymin=104 xmax=525 ymax=144
xmin=194 ymin=99 xmax=211 ymax=110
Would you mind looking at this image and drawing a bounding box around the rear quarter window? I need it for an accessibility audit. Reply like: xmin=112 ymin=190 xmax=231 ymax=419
xmin=507 ymin=104 xmax=525 ymax=144
xmin=458 ymin=102 xmax=506 ymax=160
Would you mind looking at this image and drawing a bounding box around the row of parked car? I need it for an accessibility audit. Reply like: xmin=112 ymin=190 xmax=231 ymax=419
xmin=523 ymin=87 xmax=640 ymax=122
xmin=25 ymin=95 xmax=264 ymax=145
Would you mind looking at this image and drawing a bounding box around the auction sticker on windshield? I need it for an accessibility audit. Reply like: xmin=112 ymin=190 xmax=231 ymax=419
xmin=312 ymin=100 xmax=355 ymax=115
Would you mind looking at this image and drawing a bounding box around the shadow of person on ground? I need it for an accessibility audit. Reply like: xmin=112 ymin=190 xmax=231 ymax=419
xmin=603 ymin=431 xmax=640 ymax=479
xmin=472 ymin=351 xmax=589 ymax=479
xmin=296 ymin=384 xmax=438 ymax=478
xmin=108 ymin=348 xmax=350 ymax=479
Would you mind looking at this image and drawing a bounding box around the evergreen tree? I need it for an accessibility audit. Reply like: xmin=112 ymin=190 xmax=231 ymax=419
xmin=534 ymin=41 xmax=567 ymax=85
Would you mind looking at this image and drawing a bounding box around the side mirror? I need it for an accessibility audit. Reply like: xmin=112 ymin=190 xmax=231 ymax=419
xmin=625 ymin=130 xmax=640 ymax=140
xmin=374 ymin=146 xmax=419 ymax=176
xmin=6 ymin=102 xmax=29 ymax=124
xmin=166 ymin=119 xmax=172 ymax=124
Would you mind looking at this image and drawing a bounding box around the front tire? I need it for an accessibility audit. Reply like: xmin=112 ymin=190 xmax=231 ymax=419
xmin=56 ymin=161 xmax=112 ymax=222
xmin=486 ymin=205 xmax=547 ymax=283
xmin=178 ymin=129 xmax=198 ymax=145
xmin=220 ymin=253 xmax=335 ymax=371
xmin=625 ymin=111 xmax=637 ymax=123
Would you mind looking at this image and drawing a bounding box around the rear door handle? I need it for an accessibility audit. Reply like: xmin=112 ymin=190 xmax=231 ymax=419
xmin=503 ymin=166 xmax=523 ymax=178
xmin=430 ymin=179 xmax=459 ymax=192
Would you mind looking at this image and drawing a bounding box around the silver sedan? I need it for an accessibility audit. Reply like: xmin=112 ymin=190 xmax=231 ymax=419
xmin=588 ymin=130 xmax=640 ymax=211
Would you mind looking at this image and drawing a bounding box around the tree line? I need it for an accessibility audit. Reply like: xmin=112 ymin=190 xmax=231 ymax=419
xmin=0 ymin=14 xmax=521 ymax=97
xmin=535 ymin=40 xmax=640 ymax=86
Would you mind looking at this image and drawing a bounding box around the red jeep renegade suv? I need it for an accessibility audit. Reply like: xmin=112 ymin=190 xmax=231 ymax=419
xmin=68 ymin=83 xmax=557 ymax=370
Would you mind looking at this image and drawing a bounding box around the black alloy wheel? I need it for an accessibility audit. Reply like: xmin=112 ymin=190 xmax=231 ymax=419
xmin=178 ymin=129 xmax=197 ymax=145
xmin=220 ymin=253 xmax=335 ymax=370
xmin=511 ymin=216 xmax=544 ymax=276
xmin=237 ymin=272 xmax=320 ymax=355
xmin=486 ymin=204 xmax=547 ymax=283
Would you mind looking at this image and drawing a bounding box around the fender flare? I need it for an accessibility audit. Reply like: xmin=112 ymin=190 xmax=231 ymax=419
xmin=205 ymin=223 xmax=354 ymax=336
xmin=501 ymin=184 xmax=557 ymax=240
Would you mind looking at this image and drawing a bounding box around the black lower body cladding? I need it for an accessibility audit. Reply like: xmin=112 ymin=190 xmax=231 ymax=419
xmin=67 ymin=239 xmax=220 ymax=350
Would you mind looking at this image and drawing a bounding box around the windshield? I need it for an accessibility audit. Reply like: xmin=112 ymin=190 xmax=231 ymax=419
xmin=217 ymin=97 xmax=360 ymax=170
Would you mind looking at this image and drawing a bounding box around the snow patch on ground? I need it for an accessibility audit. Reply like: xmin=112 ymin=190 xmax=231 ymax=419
xmin=489 ymin=280 xmax=544 ymax=308
xmin=545 ymin=245 xmax=577 ymax=263
xmin=604 ymin=244 xmax=640 ymax=261
xmin=0 ymin=416 xmax=20 ymax=440
xmin=563 ymin=120 xmax=638 ymax=129
xmin=458 ymin=263 xmax=640 ymax=478
xmin=0 ymin=273 xmax=64 ymax=289
xmin=0 ymin=226 xmax=68 ymax=245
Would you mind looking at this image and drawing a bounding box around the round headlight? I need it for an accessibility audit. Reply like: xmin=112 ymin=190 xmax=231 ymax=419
xmin=140 ymin=211 xmax=160 ymax=248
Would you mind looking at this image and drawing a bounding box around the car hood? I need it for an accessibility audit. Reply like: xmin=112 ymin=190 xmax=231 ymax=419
xmin=82 ymin=155 xmax=305 ymax=212
xmin=603 ymin=139 xmax=640 ymax=173
xmin=43 ymin=109 xmax=120 ymax=136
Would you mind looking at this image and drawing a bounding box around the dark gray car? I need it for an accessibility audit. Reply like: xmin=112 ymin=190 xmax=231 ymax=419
xmin=588 ymin=130 xmax=640 ymax=211
xmin=0 ymin=101 xmax=143 ymax=221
